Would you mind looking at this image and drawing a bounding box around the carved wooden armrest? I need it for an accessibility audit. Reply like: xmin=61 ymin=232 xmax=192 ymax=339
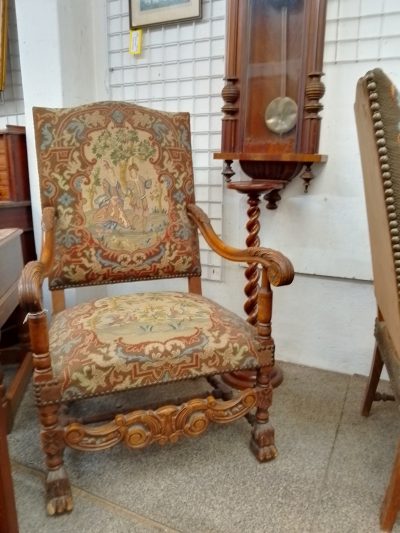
xmin=187 ymin=204 xmax=294 ymax=287
xmin=19 ymin=261 xmax=47 ymax=313
xmin=18 ymin=207 xmax=56 ymax=313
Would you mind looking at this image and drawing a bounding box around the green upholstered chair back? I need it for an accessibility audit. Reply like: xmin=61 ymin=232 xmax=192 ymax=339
xmin=355 ymin=68 xmax=400 ymax=357
xmin=33 ymin=102 xmax=201 ymax=290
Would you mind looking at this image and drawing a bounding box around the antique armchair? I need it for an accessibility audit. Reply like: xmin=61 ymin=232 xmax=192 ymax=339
xmin=19 ymin=102 xmax=294 ymax=516
xmin=355 ymin=69 xmax=400 ymax=532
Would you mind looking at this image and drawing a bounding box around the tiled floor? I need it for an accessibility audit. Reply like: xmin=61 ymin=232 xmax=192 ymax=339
xmin=7 ymin=362 xmax=400 ymax=532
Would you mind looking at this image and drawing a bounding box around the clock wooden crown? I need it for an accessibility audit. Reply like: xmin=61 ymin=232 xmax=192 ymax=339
xmin=215 ymin=0 xmax=328 ymax=205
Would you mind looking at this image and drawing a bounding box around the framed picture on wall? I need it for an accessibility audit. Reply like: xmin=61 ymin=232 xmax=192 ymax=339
xmin=0 ymin=0 xmax=8 ymax=92
xmin=130 ymin=0 xmax=202 ymax=29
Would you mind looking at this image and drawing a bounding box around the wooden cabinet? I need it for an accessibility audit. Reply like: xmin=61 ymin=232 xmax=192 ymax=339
xmin=0 ymin=125 xmax=35 ymax=264
xmin=0 ymin=229 xmax=24 ymax=533
xmin=0 ymin=228 xmax=32 ymax=432
xmin=0 ymin=127 xmax=35 ymax=437
xmin=0 ymin=125 xmax=29 ymax=202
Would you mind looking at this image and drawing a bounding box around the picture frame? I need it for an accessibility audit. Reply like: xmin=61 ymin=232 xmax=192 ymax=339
xmin=0 ymin=0 xmax=8 ymax=92
xmin=130 ymin=0 xmax=202 ymax=29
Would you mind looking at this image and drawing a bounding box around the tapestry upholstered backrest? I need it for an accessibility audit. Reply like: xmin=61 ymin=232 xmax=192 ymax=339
xmin=33 ymin=102 xmax=201 ymax=290
xmin=355 ymin=68 xmax=400 ymax=358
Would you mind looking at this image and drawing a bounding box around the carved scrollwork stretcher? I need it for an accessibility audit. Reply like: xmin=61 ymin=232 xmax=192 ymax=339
xmin=64 ymin=388 xmax=259 ymax=452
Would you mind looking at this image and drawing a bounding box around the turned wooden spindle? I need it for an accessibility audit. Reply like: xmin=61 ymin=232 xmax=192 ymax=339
xmin=223 ymin=180 xmax=285 ymax=390
xmin=243 ymin=191 xmax=262 ymax=325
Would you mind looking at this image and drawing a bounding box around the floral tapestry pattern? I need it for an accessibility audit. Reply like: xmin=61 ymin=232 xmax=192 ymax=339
xmin=49 ymin=292 xmax=270 ymax=400
xmin=33 ymin=102 xmax=201 ymax=289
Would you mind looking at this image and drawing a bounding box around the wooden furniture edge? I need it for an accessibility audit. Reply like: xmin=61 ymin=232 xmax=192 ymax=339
xmin=214 ymin=152 xmax=328 ymax=163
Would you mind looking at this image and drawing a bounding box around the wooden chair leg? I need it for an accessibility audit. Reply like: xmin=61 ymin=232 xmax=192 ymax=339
xmin=26 ymin=310 xmax=72 ymax=515
xmin=361 ymin=342 xmax=384 ymax=417
xmin=250 ymin=366 xmax=277 ymax=462
xmin=38 ymin=402 xmax=73 ymax=516
xmin=381 ymin=439 xmax=400 ymax=532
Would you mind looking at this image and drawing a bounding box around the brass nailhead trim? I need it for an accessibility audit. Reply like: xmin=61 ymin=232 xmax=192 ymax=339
xmin=365 ymin=69 xmax=400 ymax=299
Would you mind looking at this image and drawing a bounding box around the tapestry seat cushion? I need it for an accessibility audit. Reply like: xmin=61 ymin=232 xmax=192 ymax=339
xmin=49 ymin=291 xmax=271 ymax=401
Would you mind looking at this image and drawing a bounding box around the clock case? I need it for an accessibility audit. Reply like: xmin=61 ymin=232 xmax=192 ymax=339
xmin=215 ymin=0 xmax=328 ymax=197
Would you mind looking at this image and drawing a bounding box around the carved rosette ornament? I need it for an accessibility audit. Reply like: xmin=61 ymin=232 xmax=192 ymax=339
xmin=365 ymin=71 xmax=400 ymax=296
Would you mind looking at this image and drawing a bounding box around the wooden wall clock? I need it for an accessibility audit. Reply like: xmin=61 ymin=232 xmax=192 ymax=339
xmin=215 ymin=0 xmax=328 ymax=389
xmin=215 ymin=0 xmax=328 ymax=200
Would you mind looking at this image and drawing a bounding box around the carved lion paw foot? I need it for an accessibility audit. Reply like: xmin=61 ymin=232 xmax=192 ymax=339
xmin=46 ymin=467 xmax=73 ymax=515
xmin=250 ymin=422 xmax=277 ymax=462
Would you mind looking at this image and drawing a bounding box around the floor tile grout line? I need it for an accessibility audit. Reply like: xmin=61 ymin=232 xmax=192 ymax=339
xmin=11 ymin=461 xmax=182 ymax=533
xmin=308 ymin=374 xmax=352 ymax=533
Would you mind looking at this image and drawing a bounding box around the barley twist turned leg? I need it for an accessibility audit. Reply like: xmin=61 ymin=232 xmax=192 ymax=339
xmin=244 ymin=192 xmax=261 ymax=325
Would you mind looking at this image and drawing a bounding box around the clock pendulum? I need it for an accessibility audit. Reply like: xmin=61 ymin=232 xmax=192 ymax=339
xmin=264 ymin=0 xmax=298 ymax=135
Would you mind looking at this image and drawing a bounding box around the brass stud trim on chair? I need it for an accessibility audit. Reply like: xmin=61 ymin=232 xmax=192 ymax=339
xmin=365 ymin=69 xmax=400 ymax=285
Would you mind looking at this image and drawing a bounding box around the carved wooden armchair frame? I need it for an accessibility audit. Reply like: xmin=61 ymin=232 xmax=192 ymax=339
xmin=19 ymin=102 xmax=294 ymax=516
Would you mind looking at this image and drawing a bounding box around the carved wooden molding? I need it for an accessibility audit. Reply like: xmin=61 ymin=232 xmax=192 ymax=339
xmin=64 ymin=389 xmax=258 ymax=452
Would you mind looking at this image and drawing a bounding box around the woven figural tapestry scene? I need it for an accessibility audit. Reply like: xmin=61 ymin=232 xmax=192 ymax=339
xmin=19 ymin=102 xmax=294 ymax=515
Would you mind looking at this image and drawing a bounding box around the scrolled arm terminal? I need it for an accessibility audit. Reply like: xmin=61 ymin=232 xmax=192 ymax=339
xmin=18 ymin=206 xmax=56 ymax=313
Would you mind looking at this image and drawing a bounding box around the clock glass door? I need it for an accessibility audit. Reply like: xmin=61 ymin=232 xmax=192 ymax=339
xmin=242 ymin=0 xmax=305 ymax=154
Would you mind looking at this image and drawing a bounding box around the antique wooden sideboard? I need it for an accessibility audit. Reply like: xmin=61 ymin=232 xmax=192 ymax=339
xmin=0 ymin=125 xmax=35 ymax=263
xmin=0 ymin=228 xmax=23 ymax=533
xmin=0 ymin=125 xmax=34 ymax=432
